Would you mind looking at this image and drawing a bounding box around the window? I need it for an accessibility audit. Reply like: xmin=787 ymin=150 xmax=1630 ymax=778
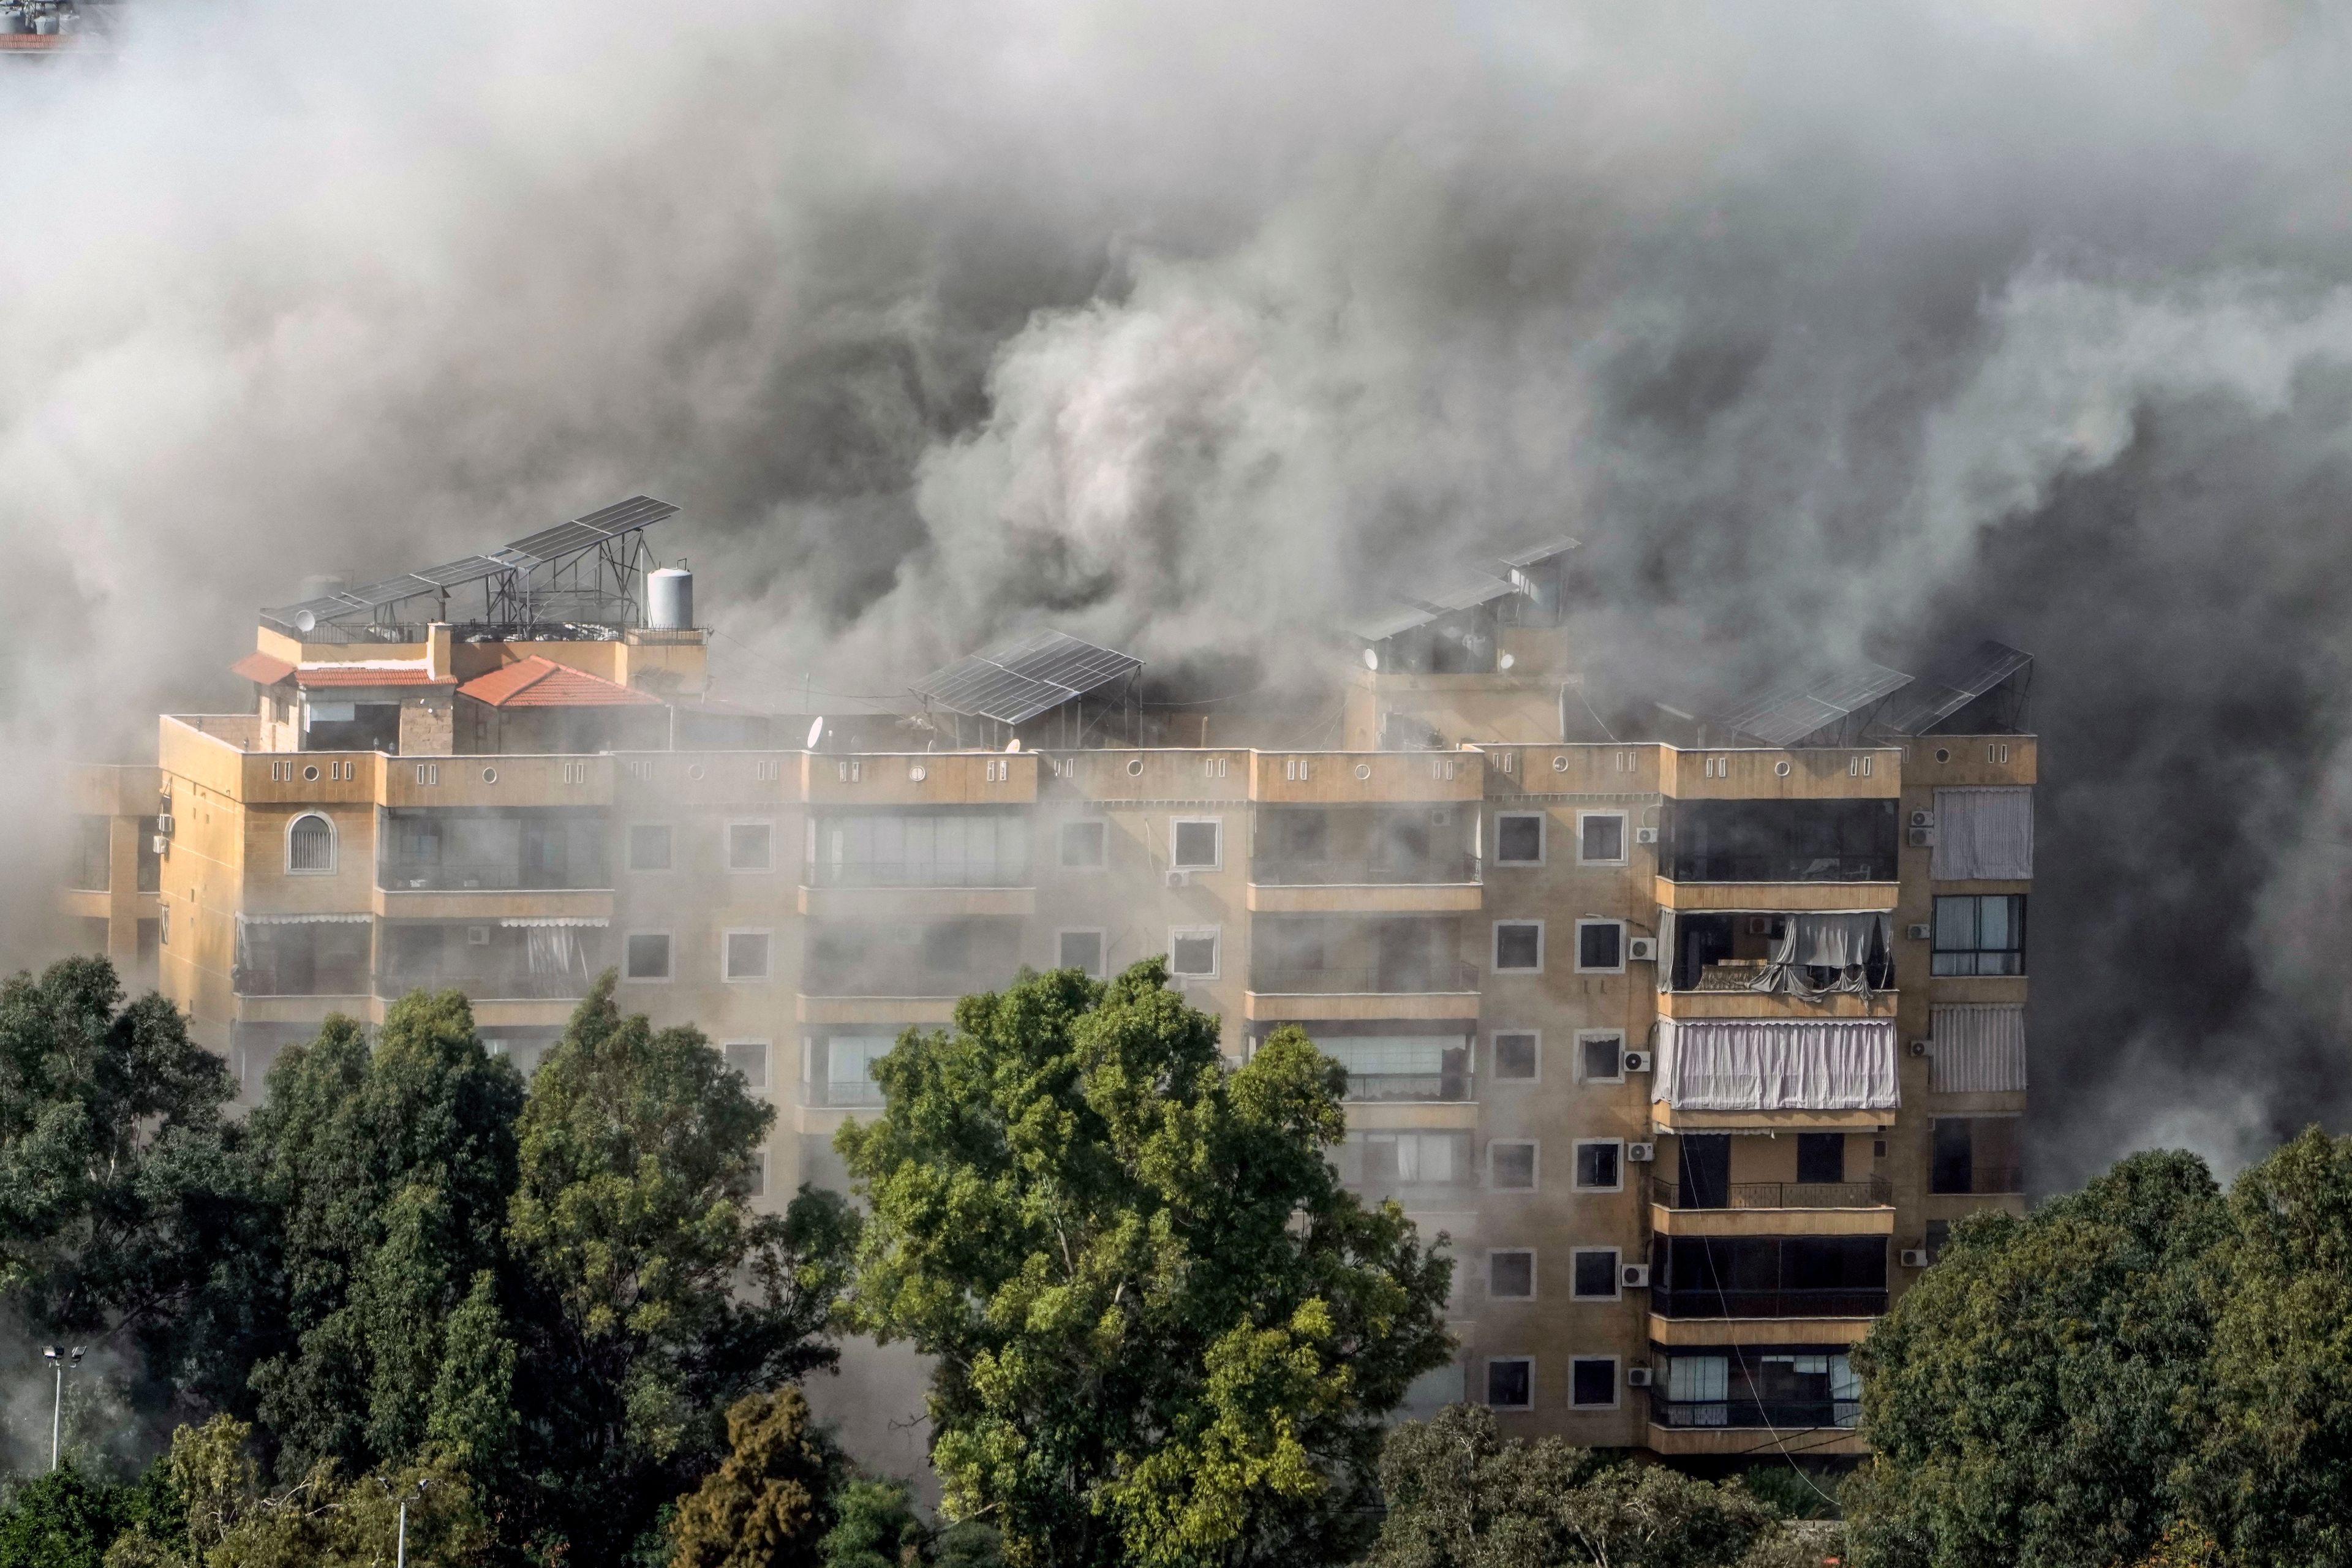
xmin=1488 ymin=1250 xmax=1536 ymax=1300
xmin=1578 ymin=1031 xmax=1626 ymax=1084
xmin=1060 ymin=820 xmax=1107 ymax=869
xmin=1924 ymin=1219 xmax=1952 ymax=1264
xmin=72 ymin=815 xmax=110 ymax=892
xmin=1490 ymin=1141 xmax=1537 ymax=1191
xmin=1485 ymin=1357 xmax=1534 ymax=1410
xmin=1057 ymin=928 xmax=1106 ymax=979
xmin=727 ymin=821 xmax=775 ymax=873
xmin=1493 ymin=921 xmax=1544 ymax=972
xmin=1493 ymin=1031 xmax=1539 ymax=1082
xmin=1169 ymin=927 xmax=1220 ymax=979
xmin=1931 ymin=1117 xmax=2022 ymax=1195
xmin=749 ymin=1150 xmax=768 ymax=1199
xmin=1172 ymin=818 xmax=1223 ymax=870
xmin=1359 ymin=1131 xmax=1466 ymax=1187
xmin=624 ymin=932 xmax=673 ymax=982
xmin=725 ymin=1041 xmax=770 ymax=1090
xmin=287 ymin=813 xmax=335 ymax=874
xmin=1571 ymin=1248 xmax=1621 ymax=1300
xmin=627 ymin=824 xmax=673 ymax=873
xmin=1578 ymin=812 xmax=1627 ymax=865
xmin=1574 ymin=1140 xmax=1623 ymax=1191
xmin=1797 ymin=1133 xmax=1845 ymax=1185
xmin=1496 ymin=813 xmax=1545 ymax=865
xmin=724 ymin=930 xmax=773 ymax=982
xmin=1932 ymin=894 xmax=2026 ymax=976
xmin=1570 ymin=1357 xmax=1618 ymax=1409
xmin=1575 ymin=920 xmax=1624 ymax=973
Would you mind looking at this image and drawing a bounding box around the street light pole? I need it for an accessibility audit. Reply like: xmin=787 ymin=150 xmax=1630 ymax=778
xmin=42 ymin=1346 xmax=85 ymax=1472
xmin=396 ymin=1496 xmax=407 ymax=1568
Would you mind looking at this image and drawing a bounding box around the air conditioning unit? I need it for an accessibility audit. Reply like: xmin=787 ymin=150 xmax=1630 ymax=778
xmin=1908 ymin=1038 xmax=1931 ymax=1057
xmin=1626 ymin=1141 xmax=1656 ymax=1163
xmin=1907 ymin=826 xmax=1937 ymax=848
xmin=1429 ymin=807 xmax=1453 ymax=827
xmin=1899 ymin=1248 xmax=1931 ymax=1269
xmin=1623 ymin=1050 xmax=1653 ymax=1073
xmin=1620 ymin=1264 xmax=1652 ymax=1289
xmin=1625 ymin=1365 xmax=1654 ymax=1388
xmin=1909 ymin=809 xmax=1936 ymax=829
xmin=1635 ymin=826 xmax=1659 ymax=845
xmin=151 ymin=834 xmax=170 ymax=856
xmin=467 ymin=925 xmax=492 ymax=946
xmin=1907 ymin=922 xmax=1932 ymax=941
xmin=1166 ymin=869 xmax=1191 ymax=889
xmin=154 ymin=814 xmax=176 ymax=836
xmin=1626 ymin=937 xmax=1659 ymax=962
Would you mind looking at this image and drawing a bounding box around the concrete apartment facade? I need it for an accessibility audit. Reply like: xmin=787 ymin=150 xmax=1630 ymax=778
xmin=61 ymin=500 xmax=2034 ymax=1460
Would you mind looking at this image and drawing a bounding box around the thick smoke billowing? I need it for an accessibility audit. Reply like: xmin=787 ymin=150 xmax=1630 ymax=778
xmin=7 ymin=0 xmax=2352 ymax=1185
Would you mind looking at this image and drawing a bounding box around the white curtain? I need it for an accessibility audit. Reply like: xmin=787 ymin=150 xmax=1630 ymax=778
xmin=525 ymin=927 xmax=582 ymax=978
xmin=1752 ymin=913 xmax=1890 ymax=998
xmin=1655 ymin=1017 xmax=1899 ymax=1110
xmin=1932 ymin=788 xmax=2034 ymax=880
xmin=1929 ymin=1003 xmax=2028 ymax=1092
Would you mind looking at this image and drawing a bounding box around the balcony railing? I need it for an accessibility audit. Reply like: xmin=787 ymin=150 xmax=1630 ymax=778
xmin=1342 ymin=1071 xmax=1476 ymax=1104
xmin=1650 ymin=1177 xmax=1893 ymax=1210
xmin=809 ymin=860 xmax=1031 ymax=889
xmin=802 ymin=1078 xmax=885 ymax=1109
xmin=1649 ymin=1287 xmax=1888 ymax=1320
xmin=380 ymin=867 xmax=613 ymax=892
xmin=374 ymin=971 xmax=593 ymax=1001
xmin=1931 ymin=1166 xmax=2022 ymax=1196
xmin=1649 ymin=1394 xmax=1861 ymax=1431
xmin=1249 ymin=855 xmax=1480 ymax=888
xmin=1249 ymin=962 xmax=1480 ymax=995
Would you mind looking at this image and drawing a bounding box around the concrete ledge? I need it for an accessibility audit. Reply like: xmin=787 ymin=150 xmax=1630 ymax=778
xmin=1243 ymin=991 xmax=1482 ymax=1022
xmin=796 ymin=884 xmax=1036 ymax=919
xmin=1647 ymin=1316 xmax=1876 ymax=1347
xmin=1245 ymin=883 xmax=1483 ymax=914
xmin=1650 ymin=1204 xmax=1896 ymax=1237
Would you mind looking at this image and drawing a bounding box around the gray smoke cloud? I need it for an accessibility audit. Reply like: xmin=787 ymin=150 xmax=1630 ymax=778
xmin=6 ymin=0 xmax=2352 ymax=1186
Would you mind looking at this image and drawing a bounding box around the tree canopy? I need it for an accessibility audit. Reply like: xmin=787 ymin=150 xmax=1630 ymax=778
xmin=838 ymin=960 xmax=1455 ymax=1568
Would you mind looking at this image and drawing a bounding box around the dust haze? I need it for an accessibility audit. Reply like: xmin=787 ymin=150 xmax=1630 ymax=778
xmin=6 ymin=0 xmax=2352 ymax=1191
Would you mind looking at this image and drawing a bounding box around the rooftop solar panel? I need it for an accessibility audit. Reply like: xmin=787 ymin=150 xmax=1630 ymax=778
xmin=1714 ymin=661 xmax=1915 ymax=747
xmin=912 ymin=629 xmax=1144 ymax=725
xmin=1874 ymin=641 xmax=2033 ymax=734
xmin=1494 ymin=533 xmax=1580 ymax=569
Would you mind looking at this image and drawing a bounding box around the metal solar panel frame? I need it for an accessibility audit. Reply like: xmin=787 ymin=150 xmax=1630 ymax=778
xmin=1494 ymin=533 xmax=1580 ymax=569
xmin=1873 ymin=641 xmax=2034 ymax=735
xmin=912 ymin=629 xmax=1144 ymax=726
xmin=1714 ymin=661 xmax=1916 ymax=747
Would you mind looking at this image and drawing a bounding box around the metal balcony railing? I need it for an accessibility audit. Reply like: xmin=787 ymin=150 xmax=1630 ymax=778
xmin=1248 ymin=962 xmax=1481 ymax=995
xmin=801 ymin=1078 xmax=886 ymax=1109
xmin=1649 ymin=1176 xmax=1893 ymax=1210
xmin=1649 ymin=1287 xmax=1888 ymax=1320
xmin=1649 ymin=1393 xmax=1861 ymax=1430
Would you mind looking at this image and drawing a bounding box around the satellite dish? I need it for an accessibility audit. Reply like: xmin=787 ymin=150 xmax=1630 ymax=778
xmin=805 ymin=717 xmax=824 ymax=750
xmin=1499 ymin=652 xmax=1517 ymax=671
xmin=294 ymin=609 xmax=317 ymax=633
xmin=1006 ymin=738 xmax=1022 ymax=753
xmin=1362 ymin=647 xmax=1379 ymax=671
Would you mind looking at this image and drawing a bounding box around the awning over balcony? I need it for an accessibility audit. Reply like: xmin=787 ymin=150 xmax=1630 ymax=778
xmin=1655 ymin=1017 xmax=1899 ymax=1111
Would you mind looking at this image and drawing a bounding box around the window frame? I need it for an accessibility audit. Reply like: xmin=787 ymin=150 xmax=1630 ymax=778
xmin=1576 ymin=1028 xmax=1626 ymax=1085
xmin=625 ymin=821 xmax=675 ymax=874
xmin=1055 ymin=925 xmax=1109 ymax=979
xmin=1167 ymin=925 xmax=1222 ymax=981
xmin=723 ymin=1039 xmax=772 ymax=1091
xmin=622 ymin=930 xmax=674 ymax=984
xmin=285 ymin=812 xmax=337 ymax=876
xmin=1572 ymin=1138 xmax=1625 ymax=1193
xmin=1494 ymin=811 xmax=1547 ymax=866
xmin=1492 ymin=919 xmax=1545 ymax=974
xmin=1573 ymin=918 xmax=1626 ymax=974
xmin=1931 ymin=893 xmax=2027 ymax=977
xmin=1487 ymin=1248 xmax=1537 ymax=1301
xmin=1484 ymin=1356 xmax=1536 ymax=1411
xmin=1569 ymin=1246 xmax=1623 ymax=1301
xmin=1576 ymin=809 xmax=1630 ymax=867
xmin=1058 ymin=818 xmax=1109 ymax=871
xmin=725 ymin=818 xmax=778 ymax=875
xmin=1488 ymin=1139 xmax=1539 ymax=1193
xmin=722 ymin=928 xmax=775 ymax=984
xmin=1491 ymin=1029 xmax=1540 ymax=1083
xmin=1569 ymin=1355 xmax=1621 ymax=1410
xmin=1170 ymin=816 xmax=1224 ymax=871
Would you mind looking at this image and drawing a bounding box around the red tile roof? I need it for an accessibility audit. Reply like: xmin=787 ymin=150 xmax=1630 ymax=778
xmin=296 ymin=663 xmax=447 ymax=688
xmin=231 ymin=652 xmax=296 ymax=686
xmin=458 ymin=655 xmax=662 ymax=709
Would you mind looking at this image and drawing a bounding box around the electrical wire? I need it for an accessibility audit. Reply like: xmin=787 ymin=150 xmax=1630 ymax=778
xmin=1686 ymin=1216 xmax=1848 ymax=1513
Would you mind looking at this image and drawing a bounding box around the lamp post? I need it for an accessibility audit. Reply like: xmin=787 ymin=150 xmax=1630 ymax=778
xmin=42 ymin=1345 xmax=84 ymax=1471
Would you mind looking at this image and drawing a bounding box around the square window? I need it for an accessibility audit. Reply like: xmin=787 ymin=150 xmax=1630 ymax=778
xmin=1490 ymin=1142 xmax=1537 ymax=1191
xmin=724 ymin=930 xmax=773 ymax=982
xmin=1496 ymin=813 xmax=1545 ymax=865
xmin=1932 ymin=894 xmax=2027 ymax=977
xmin=1058 ymin=928 xmax=1106 ymax=978
xmin=1574 ymin=1140 xmax=1622 ymax=1191
xmin=627 ymin=824 xmax=673 ymax=873
xmin=1170 ymin=928 xmax=1220 ymax=979
xmin=1172 ymin=819 xmax=1223 ymax=870
xmin=1571 ymin=1249 xmax=1620 ymax=1299
xmin=1797 ymin=1132 xmax=1846 ymax=1185
xmin=1493 ymin=1031 xmax=1539 ymax=1081
xmin=1488 ymin=1249 xmax=1536 ymax=1299
xmin=1575 ymin=921 xmax=1623 ymax=972
xmin=1570 ymin=1357 xmax=1618 ymax=1409
xmin=1579 ymin=812 xmax=1627 ymax=864
xmin=1486 ymin=1357 xmax=1534 ymax=1410
xmin=727 ymin=821 xmax=775 ymax=873
xmin=1493 ymin=922 xmax=1544 ymax=972
xmin=725 ymin=1041 xmax=770 ymax=1090
xmin=624 ymin=932 xmax=672 ymax=982
xmin=1579 ymin=1033 xmax=1625 ymax=1083
xmin=1060 ymin=820 xmax=1108 ymax=869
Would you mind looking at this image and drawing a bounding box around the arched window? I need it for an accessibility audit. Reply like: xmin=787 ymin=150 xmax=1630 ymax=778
xmin=288 ymin=813 xmax=335 ymax=873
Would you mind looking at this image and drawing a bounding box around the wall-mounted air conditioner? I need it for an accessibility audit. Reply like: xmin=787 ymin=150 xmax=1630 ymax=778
xmin=1907 ymin=922 xmax=1932 ymax=941
xmin=1626 ymin=1141 xmax=1656 ymax=1163
xmin=1899 ymin=1248 xmax=1931 ymax=1269
xmin=154 ymin=814 xmax=175 ymax=836
xmin=1626 ymin=937 xmax=1659 ymax=962
xmin=1909 ymin=809 xmax=1936 ymax=829
xmin=1623 ymin=1050 xmax=1653 ymax=1073
xmin=1620 ymin=1264 xmax=1652 ymax=1288
xmin=1635 ymin=826 xmax=1659 ymax=845
xmin=151 ymin=835 xmax=169 ymax=856
xmin=1166 ymin=869 xmax=1191 ymax=889
xmin=1907 ymin=826 xmax=1937 ymax=848
xmin=1625 ymin=1365 xmax=1654 ymax=1388
xmin=1908 ymin=1038 xmax=1931 ymax=1057
xmin=1429 ymin=807 xmax=1453 ymax=827
xmin=467 ymin=925 xmax=492 ymax=946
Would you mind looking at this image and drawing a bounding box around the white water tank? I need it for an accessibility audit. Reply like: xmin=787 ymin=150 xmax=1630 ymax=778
xmin=648 ymin=564 xmax=694 ymax=630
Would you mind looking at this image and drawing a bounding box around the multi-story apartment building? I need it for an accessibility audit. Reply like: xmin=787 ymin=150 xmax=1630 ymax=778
xmin=62 ymin=497 xmax=2035 ymax=1460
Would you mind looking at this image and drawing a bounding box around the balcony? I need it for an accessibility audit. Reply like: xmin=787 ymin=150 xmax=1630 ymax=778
xmin=375 ymin=922 xmax=602 ymax=1002
xmin=1658 ymin=799 xmax=1899 ymax=884
xmin=1931 ymin=1165 xmax=2022 ymax=1196
xmin=1651 ymin=1235 xmax=1888 ymax=1319
xmin=1651 ymin=1286 xmax=1888 ymax=1319
xmin=1249 ymin=962 xmax=1480 ymax=996
xmin=1649 ymin=1393 xmax=1860 ymax=1431
xmin=378 ymin=807 xmax=609 ymax=892
xmin=1651 ymin=1177 xmax=1892 ymax=1210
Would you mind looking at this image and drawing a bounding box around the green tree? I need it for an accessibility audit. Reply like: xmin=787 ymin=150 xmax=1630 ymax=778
xmin=669 ymin=1385 xmax=838 ymax=1568
xmin=821 ymin=1478 xmax=925 ymax=1568
xmin=506 ymin=974 xmax=857 ymax=1562
xmin=1845 ymin=1148 xmax=2230 ymax=1568
xmin=241 ymin=992 xmax=526 ymax=1479
xmin=838 ymin=961 xmax=1454 ymax=1568
xmin=0 ymin=1464 xmax=143 ymax=1568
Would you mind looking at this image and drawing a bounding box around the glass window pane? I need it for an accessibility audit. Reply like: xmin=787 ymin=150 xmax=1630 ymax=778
xmin=1487 ymin=1359 xmax=1531 ymax=1408
xmin=724 ymin=1042 xmax=768 ymax=1088
xmin=1570 ymin=1359 xmax=1615 ymax=1408
xmin=1934 ymin=895 xmax=1977 ymax=951
xmin=1489 ymin=1251 xmax=1534 ymax=1298
xmin=1977 ymin=895 xmax=2011 ymax=952
xmin=1495 ymin=924 xmax=1542 ymax=970
xmin=1494 ymin=1033 xmax=1539 ymax=1079
xmin=1582 ymin=815 xmax=1624 ymax=862
xmin=1498 ymin=816 xmax=1544 ymax=863
xmin=1578 ymin=923 xmax=1621 ymax=969
xmin=1174 ymin=821 xmax=1220 ymax=867
xmin=1582 ymin=1036 xmax=1623 ymax=1080
xmin=1058 ymin=930 xmax=1104 ymax=976
xmin=1492 ymin=1143 xmax=1536 ymax=1190
xmin=1572 ymin=1251 xmax=1618 ymax=1297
